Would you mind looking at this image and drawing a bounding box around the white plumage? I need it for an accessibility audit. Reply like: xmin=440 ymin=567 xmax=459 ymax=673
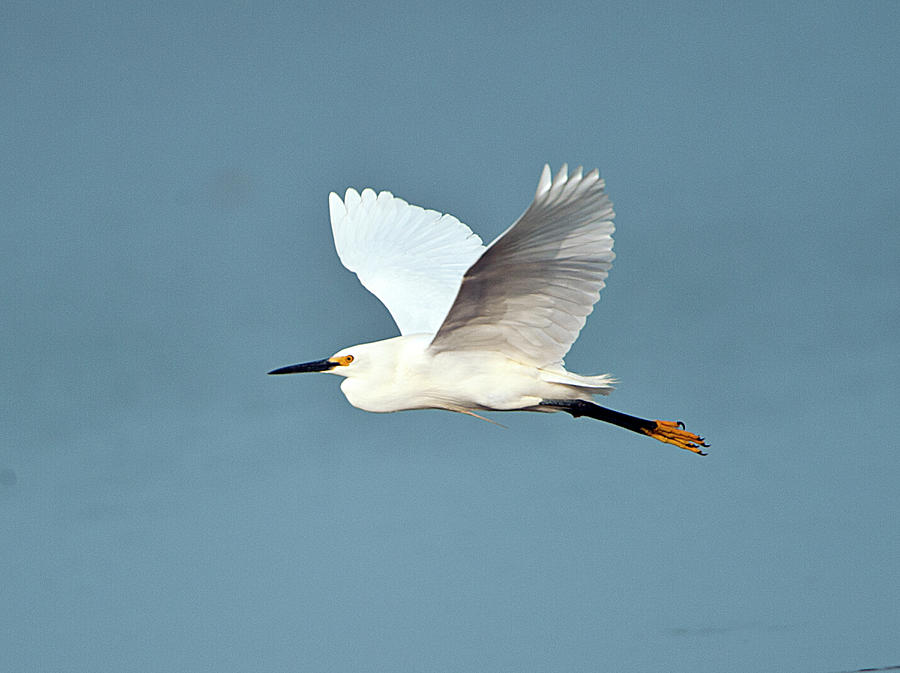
xmin=430 ymin=164 xmax=614 ymax=368
xmin=329 ymin=188 xmax=485 ymax=336
xmin=271 ymin=164 xmax=708 ymax=454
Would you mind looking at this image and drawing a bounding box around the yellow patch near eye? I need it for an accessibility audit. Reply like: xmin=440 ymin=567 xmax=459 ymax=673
xmin=331 ymin=355 xmax=354 ymax=366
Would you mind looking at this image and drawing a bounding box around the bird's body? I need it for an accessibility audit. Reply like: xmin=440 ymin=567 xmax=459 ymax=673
xmin=329 ymin=334 xmax=611 ymax=414
xmin=271 ymin=164 xmax=707 ymax=454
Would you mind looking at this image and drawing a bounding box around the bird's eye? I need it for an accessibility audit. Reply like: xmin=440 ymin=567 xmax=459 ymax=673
xmin=345 ymin=355 xmax=354 ymax=363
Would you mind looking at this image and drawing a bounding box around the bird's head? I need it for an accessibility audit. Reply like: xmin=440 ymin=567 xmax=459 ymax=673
xmin=268 ymin=347 xmax=359 ymax=378
xmin=268 ymin=335 xmax=418 ymax=382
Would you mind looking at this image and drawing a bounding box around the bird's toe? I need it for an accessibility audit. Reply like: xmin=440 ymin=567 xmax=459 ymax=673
xmin=641 ymin=420 xmax=709 ymax=455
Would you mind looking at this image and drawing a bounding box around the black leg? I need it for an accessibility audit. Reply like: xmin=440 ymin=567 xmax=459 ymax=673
xmin=540 ymin=399 xmax=708 ymax=455
xmin=539 ymin=399 xmax=654 ymax=435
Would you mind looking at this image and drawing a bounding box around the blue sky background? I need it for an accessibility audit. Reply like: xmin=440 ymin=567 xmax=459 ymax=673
xmin=2 ymin=2 xmax=898 ymax=671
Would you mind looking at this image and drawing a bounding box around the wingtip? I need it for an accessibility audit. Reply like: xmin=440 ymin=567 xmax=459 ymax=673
xmin=343 ymin=187 xmax=361 ymax=210
xmin=536 ymin=164 xmax=552 ymax=198
xmin=537 ymin=162 xmax=605 ymax=201
xmin=554 ymin=163 xmax=569 ymax=185
xmin=360 ymin=187 xmax=378 ymax=205
xmin=328 ymin=190 xmax=345 ymax=214
xmin=329 ymin=192 xmax=347 ymax=231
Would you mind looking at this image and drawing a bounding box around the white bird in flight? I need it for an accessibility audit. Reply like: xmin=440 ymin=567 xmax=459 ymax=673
xmin=270 ymin=164 xmax=707 ymax=454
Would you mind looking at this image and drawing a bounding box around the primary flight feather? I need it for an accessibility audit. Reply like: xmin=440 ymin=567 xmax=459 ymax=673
xmin=271 ymin=164 xmax=708 ymax=454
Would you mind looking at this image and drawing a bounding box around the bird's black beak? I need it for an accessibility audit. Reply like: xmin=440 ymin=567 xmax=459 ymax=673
xmin=268 ymin=358 xmax=338 ymax=375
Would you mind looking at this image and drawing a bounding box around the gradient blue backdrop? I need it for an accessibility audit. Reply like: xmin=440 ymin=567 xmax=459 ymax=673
xmin=2 ymin=2 xmax=898 ymax=672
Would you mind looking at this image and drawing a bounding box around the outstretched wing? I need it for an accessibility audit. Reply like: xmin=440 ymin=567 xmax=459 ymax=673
xmin=428 ymin=164 xmax=615 ymax=367
xmin=329 ymin=188 xmax=486 ymax=335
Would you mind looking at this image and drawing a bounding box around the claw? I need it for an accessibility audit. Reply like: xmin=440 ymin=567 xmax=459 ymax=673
xmin=641 ymin=420 xmax=709 ymax=455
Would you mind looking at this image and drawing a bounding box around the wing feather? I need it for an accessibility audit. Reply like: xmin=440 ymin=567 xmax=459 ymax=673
xmin=428 ymin=164 xmax=615 ymax=367
xmin=329 ymin=188 xmax=485 ymax=335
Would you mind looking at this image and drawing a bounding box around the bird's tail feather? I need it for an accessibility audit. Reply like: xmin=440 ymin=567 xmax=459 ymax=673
xmin=539 ymin=368 xmax=616 ymax=396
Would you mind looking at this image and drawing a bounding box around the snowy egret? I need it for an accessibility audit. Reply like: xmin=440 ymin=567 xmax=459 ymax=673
xmin=270 ymin=164 xmax=708 ymax=455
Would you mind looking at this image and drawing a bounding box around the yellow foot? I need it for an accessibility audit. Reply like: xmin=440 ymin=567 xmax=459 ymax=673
xmin=641 ymin=420 xmax=709 ymax=455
